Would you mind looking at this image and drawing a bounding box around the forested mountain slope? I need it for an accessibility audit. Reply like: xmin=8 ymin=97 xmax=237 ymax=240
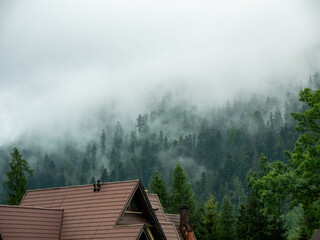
xmin=1 ymin=73 xmax=319 ymax=206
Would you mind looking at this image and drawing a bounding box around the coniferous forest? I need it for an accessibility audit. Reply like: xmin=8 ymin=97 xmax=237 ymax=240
xmin=1 ymin=73 xmax=320 ymax=239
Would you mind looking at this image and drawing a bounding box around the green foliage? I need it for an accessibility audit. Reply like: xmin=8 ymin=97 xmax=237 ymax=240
xmin=100 ymin=168 xmax=109 ymax=182
xmin=247 ymin=154 xmax=291 ymax=216
xmin=192 ymin=195 xmax=219 ymax=240
xmin=290 ymin=88 xmax=320 ymax=206
xmin=100 ymin=129 xmax=106 ymax=155
xmin=113 ymin=121 xmax=123 ymax=150
xmin=0 ymin=80 xmax=314 ymax=238
xmin=5 ymin=148 xmax=34 ymax=205
xmin=172 ymin=161 xmax=195 ymax=213
xmin=203 ymin=195 xmax=219 ymax=240
xmin=284 ymin=205 xmax=303 ymax=240
xmin=248 ymin=88 xmax=320 ymax=238
xmin=192 ymin=202 xmax=207 ymax=239
xmin=237 ymin=191 xmax=270 ymax=240
xmin=149 ymin=170 xmax=170 ymax=211
xmin=217 ymin=196 xmax=236 ymax=240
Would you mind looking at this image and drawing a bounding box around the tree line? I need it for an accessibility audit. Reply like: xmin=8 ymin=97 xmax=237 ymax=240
xmin=1 ymin=73 xmax=320 ymax=239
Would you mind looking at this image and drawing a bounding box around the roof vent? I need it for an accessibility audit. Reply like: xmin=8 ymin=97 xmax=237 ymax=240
xmin=93 ymin=179 xmax=102 ymax=192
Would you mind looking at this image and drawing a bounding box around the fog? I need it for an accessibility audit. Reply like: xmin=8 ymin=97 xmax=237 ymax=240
xmin=0 ymin=0 xmax=319 ymax=146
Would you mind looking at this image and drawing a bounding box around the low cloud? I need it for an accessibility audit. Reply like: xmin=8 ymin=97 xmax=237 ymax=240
xmin=0 ymin=0 xmax=319 ymax=145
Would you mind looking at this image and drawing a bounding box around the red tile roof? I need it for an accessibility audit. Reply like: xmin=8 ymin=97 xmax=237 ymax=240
xmin=147 ymin=193 xmax=168 ymax=223
xmin=20 ymin=180 xmax=143 ymax=240
xmin=147 ymin=194 xmax=185 ymax=240
xmin=0 ymin=205 xmax=63 ymax=240
xmin=160 ymin=222 xmax=181 ymax=240
xmin=1 ymin=179 xmax=195 ymax=240
xmin=311 ymin=230 xmax=320 ymax=240
xmin=165 ymin=214 xmax=185 ymax=240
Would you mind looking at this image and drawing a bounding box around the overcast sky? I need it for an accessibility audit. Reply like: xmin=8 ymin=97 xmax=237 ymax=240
xmin=0 ymin=0 xmax=319 ymax=145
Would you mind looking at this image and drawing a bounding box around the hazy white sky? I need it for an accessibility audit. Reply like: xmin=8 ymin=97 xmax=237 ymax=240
xmin=0 ymin=0 xmax=319 ymax=145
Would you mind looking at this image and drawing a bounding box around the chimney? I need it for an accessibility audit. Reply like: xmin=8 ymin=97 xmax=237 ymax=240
xmin=180 ymin=206 xmax=193 ymax=240
xmin=93 ymin=180 xmax=102 ymax=192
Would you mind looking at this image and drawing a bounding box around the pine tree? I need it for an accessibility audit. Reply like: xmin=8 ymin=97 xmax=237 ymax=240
xmin=159 ymin=130 xmax=164 ymax=147
xmin=79 ymin=158 xmax=90 ymax=184
xmin=113 ymin=121 xmax=123 ymax=150
xmin=237 ymin=191 xmax=269 ymax=240
xmin=172 ymin=161 xmax=195 ymax=214
xmin=129 ymin=131 xmax=137 ymax=153
xmin=100 ymin=129 xmax=106 ymax=155
xmin=100 ymin=168 xmax=109 ymax=182
xmin=217 ymin=195 xmax=236 ymax=240
xmin=6 ymin=148 xmax=34 ymax=205
xmin=110 ymin=148 xmax=120 ymax=180
xmin=136 ymin=114 xmax=149 ymax=136
xmin=91 ymin=143 xmax=97 ymax=170
xmin=203 ymin=195 xmax=219 ymax=240
xmin=149 ymin=170 xmax=170 ymax=211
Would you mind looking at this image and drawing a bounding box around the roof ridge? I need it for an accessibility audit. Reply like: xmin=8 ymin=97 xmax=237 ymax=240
xmin=147 ymin=193 xmax=158 ymax=196
xmin=148 ymin=193 xmax=169 ymax=222
xmin=162 ymin=221 xmax=181 ymax=239
xmin=24 ymin=179 xmax=140 ymax=192
xmin=0 ymin=204 xmax=63 ymax=211
xmin=165 ymin=213 xmax=180 ymax=216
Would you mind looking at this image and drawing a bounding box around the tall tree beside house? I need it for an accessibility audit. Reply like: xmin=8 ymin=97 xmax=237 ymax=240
xmin=217 ymin=195 xmax=236 ymax=240
xmin=5 ymin=148 xmax=34 ymax=205
xmin=236 ymin=191 xmax=270 ymax=240
xmin=202 ymin=195 xmax=219 ymax=240
xmin=248 ymin=88 xmax=320 ymax=238
xmin=149 ymin=170 xmax=170 ymax=211
xmin=172 ymin=161 xmax=195 ymax=214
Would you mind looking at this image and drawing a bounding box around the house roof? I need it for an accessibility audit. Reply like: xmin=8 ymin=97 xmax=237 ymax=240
xmin=165 ymin=214 xmax=196 ymax=240
xmin=147 ymin=193 xmax=168 ymax=223
xmin=311 ymin=230 xmax=320 ymax=240
xmin=20 ymin=179 xmax=167 ymax=240
xmin=0 ymin=205 xmax=63 ymax=240
xmin=147 ymin=194 xmax=184 ymax=240
xmin=1 ymin=179 xmax=193 ymax=240
xmin=21 ymin=180 xmax=140 ymax=239
xmin=165 ymin=214 xmax=185 ymax=240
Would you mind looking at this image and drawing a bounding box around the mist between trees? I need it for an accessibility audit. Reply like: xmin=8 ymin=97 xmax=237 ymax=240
xmin=0 ymin=73 xmax=319 ymax=239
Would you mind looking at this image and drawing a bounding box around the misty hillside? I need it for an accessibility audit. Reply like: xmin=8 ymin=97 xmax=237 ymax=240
xmin=1 ymin=73 xmax=319 ymax=205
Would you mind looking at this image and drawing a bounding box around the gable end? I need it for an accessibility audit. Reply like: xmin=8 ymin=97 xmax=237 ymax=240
xmin=116 ymin=180 xmax=167 ymax=239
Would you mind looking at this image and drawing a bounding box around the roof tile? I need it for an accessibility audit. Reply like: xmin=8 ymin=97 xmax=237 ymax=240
xmin=20 ymin=180 xmax=141 ymax=240
xmin=0 ymin=205 xmax=63 ymax=240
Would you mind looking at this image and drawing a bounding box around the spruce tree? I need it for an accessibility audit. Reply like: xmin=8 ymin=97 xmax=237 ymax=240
xmin=98 ymin=168 xmax=107 ymax=182
xmin=6 ymin=148 xmax=34 ymax=205
xmin=100 ymin=129 xmax=106 ymax=155
xmin=172 ymin=161 xmax=195 ymax=213
xmin=237 ymin=191 xmax=269 ymax=240
xmin=217 ymin=195 xmax=236 ymax=240
xmin=203 ymin=195 xmax=219 ymax=240
xmin=149 ymin=170 xmax=169 ymax=211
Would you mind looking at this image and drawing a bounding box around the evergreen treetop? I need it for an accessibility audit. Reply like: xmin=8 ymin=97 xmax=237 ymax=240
xmin=6 ymin=148 xmax=34 ymax=205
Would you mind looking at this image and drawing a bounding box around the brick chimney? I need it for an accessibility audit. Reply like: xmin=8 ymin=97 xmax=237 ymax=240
xmin=180 ymin=206 xmax=193 ymax=240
